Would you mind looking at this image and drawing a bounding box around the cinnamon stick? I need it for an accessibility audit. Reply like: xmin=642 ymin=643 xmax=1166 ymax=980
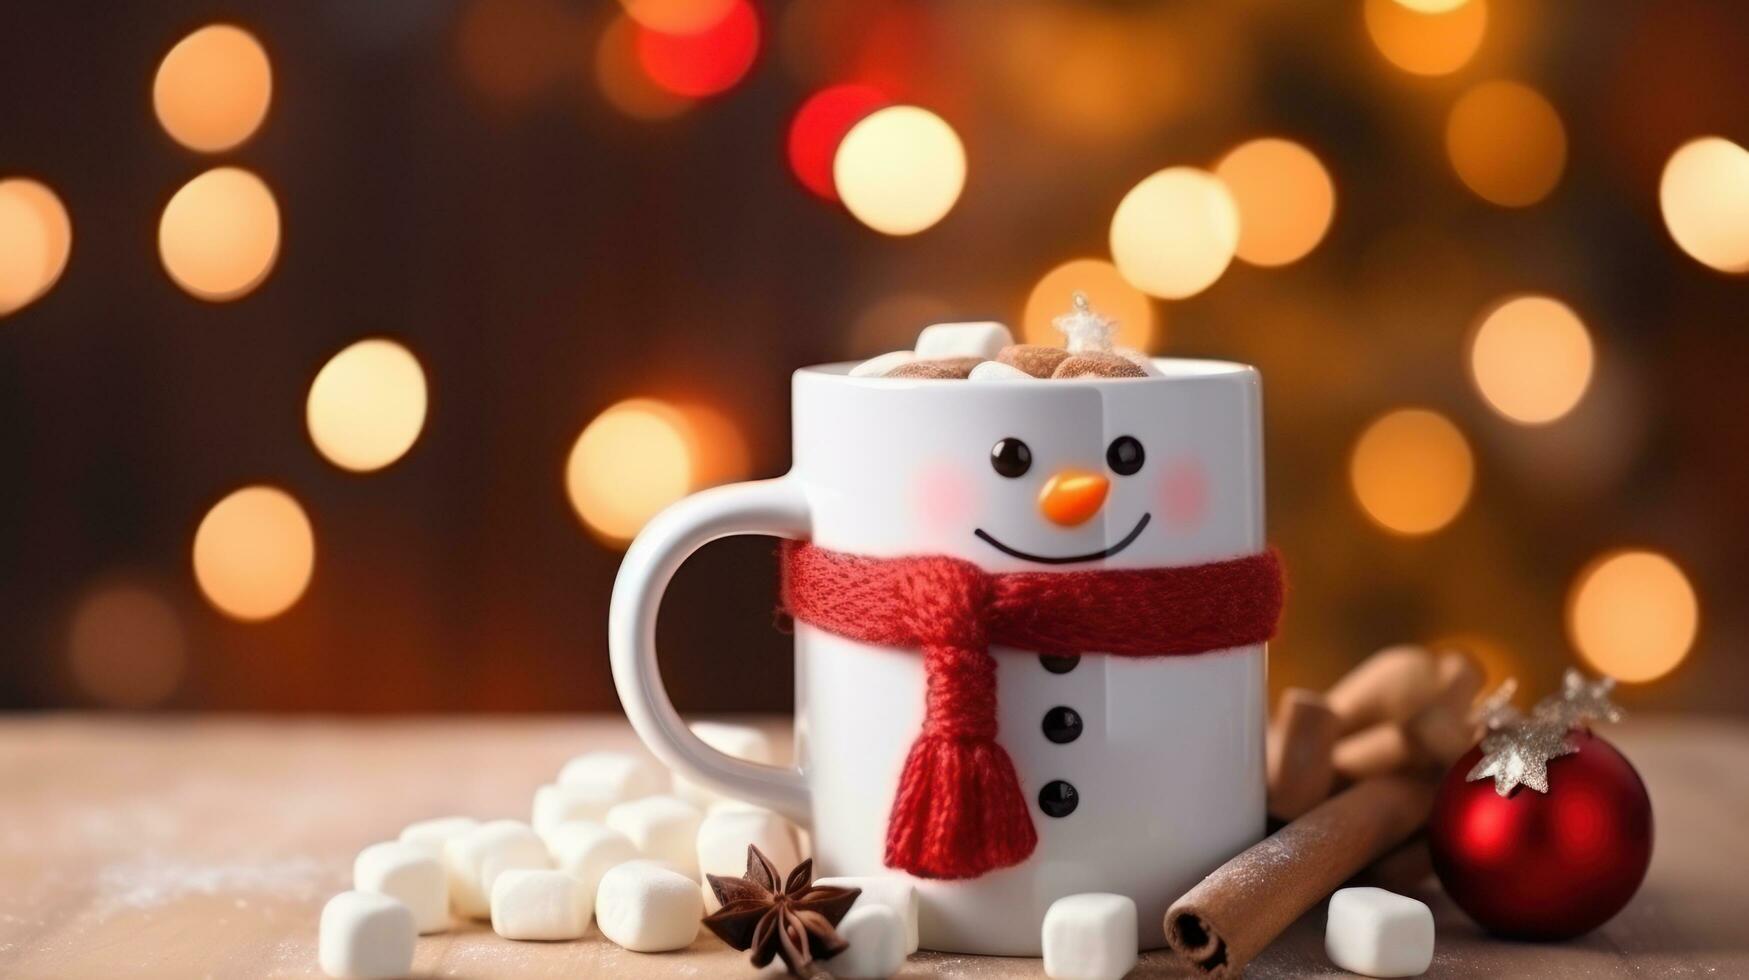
xmin=1164 ymin=776 xmax=1435 ymax=979
xmin=1325 ymin=646 xmax=1442 ymax=734
xmin=1266 ymin=688 xmax=1338 ymax=821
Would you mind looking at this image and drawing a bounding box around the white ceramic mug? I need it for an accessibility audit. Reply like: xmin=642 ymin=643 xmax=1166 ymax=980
xmin=610 ymin=359 xmax=1268 ymax=955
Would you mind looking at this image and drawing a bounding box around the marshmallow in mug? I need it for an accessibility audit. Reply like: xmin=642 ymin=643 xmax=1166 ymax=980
xmin=852 ymin=305 xmax=1160 ymax=380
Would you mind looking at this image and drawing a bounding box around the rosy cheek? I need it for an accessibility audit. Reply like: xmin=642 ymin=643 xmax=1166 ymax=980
xmin=910 ymin=461 xmax=979 ymax=535
xmin=1157 ymin=458 xmax=1208 ymax=530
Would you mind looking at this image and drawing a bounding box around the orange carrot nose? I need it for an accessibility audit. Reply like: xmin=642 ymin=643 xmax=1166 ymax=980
xmin=1038 ymin=469 xmax=1109 ymax=526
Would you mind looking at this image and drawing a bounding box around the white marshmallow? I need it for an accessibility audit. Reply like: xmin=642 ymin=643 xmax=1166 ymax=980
xmin=546 ymin=820 xmax=639 ymax=899
xmin=914 ymin=321 xmax=1013 ymax=361
xmin=706 ymin=798 xmax=774 ymax=816
xmin=318 ymin=890 xmax=415 ymax=980
xmin=594 ymin=861 xmax=702 ymax=953
xmin=968 ymin=359 xmax=1034 ymax=382
xmin=673 ymin=722 xmax=777 ymax=807
xmin=849 ymin=350 xmax=916 ymax=378
xmin=490 ymin=869 xmax=592 ymax=941
xmin=532 ymin=782 xmax=616 ymax=837
xmin=606 ymin=795 xmax=703 ymax=879
xmin=556 ymin=750 xmax=668 ymax=803
xmin=443 ymin=819 xmax=550 ymax=919
xmin=1041 ymin=893 xmax=1138 ymax=980
xmin=1325 ymin=886 xmax=1435 ymax=978
xmin=1115 ymin=347 xmax=1164 ymax=376
xmin=815 ymin=876 xmax=919 ymax=955
xmin=397 ymin=815 xmax=477 ymax=857
xmin=353 ymin=841 xmax=447 ymax=935
xmin=696 ymin=809 xmax=800 ymax=911
xmin=829 ymin=904 xmax=907 ymax=979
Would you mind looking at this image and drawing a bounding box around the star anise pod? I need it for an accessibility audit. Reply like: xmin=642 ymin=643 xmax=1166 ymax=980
xmin=702 ymin=844 xmax=860 ymax=980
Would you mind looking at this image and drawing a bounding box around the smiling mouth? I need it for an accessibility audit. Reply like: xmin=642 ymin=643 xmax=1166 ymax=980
xmin=973 ymin=513 xmax=1152 ymax=565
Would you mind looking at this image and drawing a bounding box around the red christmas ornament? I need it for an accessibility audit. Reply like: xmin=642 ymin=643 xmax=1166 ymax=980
xmin=1428 ymin=728 xmax=1652 ymax=940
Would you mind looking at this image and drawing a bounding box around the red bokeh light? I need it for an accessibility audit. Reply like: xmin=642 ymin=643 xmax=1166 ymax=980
xmin=786 ymin=83 xmax=889 ymax=200
xmin=635 ymin=0 xmax=760 ymax=99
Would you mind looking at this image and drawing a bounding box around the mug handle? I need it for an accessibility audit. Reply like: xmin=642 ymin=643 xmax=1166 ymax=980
xmin=608 ymin=477 xmax=814 ymax=825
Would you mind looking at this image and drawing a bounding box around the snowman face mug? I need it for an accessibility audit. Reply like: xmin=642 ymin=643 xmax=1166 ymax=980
xmin=609 ymin=359 xmax=1279 ymax=955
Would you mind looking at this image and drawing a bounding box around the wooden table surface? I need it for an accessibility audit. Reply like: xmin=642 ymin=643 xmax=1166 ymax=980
xmin=1 ymin=714 xmax=1744 ymax=979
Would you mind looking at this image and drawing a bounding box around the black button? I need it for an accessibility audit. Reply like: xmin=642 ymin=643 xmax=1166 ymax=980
xmin=1041 ymin=706 xmax=1083 ymax=744
xmin=1039 ymin=654 xmax=1080 ymax=674
xmin=1038 ymin=780 xmax=1079 ymax=818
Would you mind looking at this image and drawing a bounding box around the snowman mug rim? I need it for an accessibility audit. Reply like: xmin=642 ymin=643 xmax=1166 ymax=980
xmin=801 ymin=357 xmax=1256 ymax=384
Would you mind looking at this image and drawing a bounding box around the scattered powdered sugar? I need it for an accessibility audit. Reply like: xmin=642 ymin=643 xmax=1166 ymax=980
xmin=94 ymin=854 xmax=330 ymax=917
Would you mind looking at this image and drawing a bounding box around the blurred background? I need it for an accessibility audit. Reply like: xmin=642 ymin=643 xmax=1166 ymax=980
xmin=2 ymin=0 xmax=1743 ymax=717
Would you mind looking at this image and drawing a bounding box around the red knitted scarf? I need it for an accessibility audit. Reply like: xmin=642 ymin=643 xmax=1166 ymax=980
xmin=780 ymin=541 xmax=1284 ymax=880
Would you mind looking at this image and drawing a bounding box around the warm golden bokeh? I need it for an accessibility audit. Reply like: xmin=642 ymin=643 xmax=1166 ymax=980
xmin=1569 ymin=549 xmax=1699 ymax=683
xmin=1022 ymin=258 xmax=1156 ymax=350
xmin=1109 ymin=167 xmax=1240 ymax=300
xmin=1659 ymin=136 xmax=1749 ymax=273
xmin=1364 ymin=0 xmax=1487 ymax=77
xmin=307 ymin=339 xmax=430 ymax=472
xmin=596 ymin=14 xmax=694 ymax=120
xmin=192 ymin=486 xmax=316 ymax=621
xmin=566 ymin=399 xmax=696 ymax=544
xmin=158 ymin=167 xmax=280 ymax=301
xmin=673 ymin=403 xmax=751 ymax=488
xmin=1214 ymin=138 xmax=1336 ymax=268
xmin=1392 ymin=0 xmax=1471 ymax=12
xmin=1350 ymin=408 xmax=1475 ymax=535
xmin=153 ymin=24 xmax=272 ymax=152
xmin=619 ymin=0 xmax=737 ymax=35
xmin=68 ymin=584 xmax=186 ymax=708
xmin=1469 ymin=295 xmax=1594 ymax=424
xmin=1446 ymin=81 xmax=1567 ymax=207
xmin=0 ymin=178 xmax=72 ymax=316
xmin=833 ymin=106 xmax=966 ymax=236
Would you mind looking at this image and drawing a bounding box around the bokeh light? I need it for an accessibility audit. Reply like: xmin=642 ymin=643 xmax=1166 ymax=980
xmin=619 ymin=0 xmax=737 ymax=35
xmin=192 ymin=486 xmax=316 ymax=621
xmin=68 ymin=584 xmax=185 ymax=708
xmin=596 ymin=14 xmax=694 ymax=120
xmin=635 ymin=0 xmax=759 ymax=99
xmin=1446 ymin=81 xmax=1566 ymax=207
xmin=566 ymin=399 xmax=696 ymax=544
xmin=1469 ymin=295 xmax=1594 ymax=424
xmin=1364 ymin=0 xmax=1488 ymax=77
xmin=153 ymin=24 xmax=272 ymax=152
xmin=1659 ymin=136 xmax=1749 ymax=273
xmin=674 ymin=403 xmax=750 ymax=487
xmin=0 ymin=178 xmax=72 ymax=316
xmin=1569 ymin=549 xmax=1699 ymax=683
xmin=834 ymin=106 xmax=966 ymax=236
xmin=1022 ymin=258 xmax=1156 ymax=350
xmin=1392 ymin=0 xmax=1471 ymax=12
xmin=788 ymin=84 xmax=889 ymax=200
xmin=307 ymin=339 xmax=429 ymax=472
xmin=1214 ymin=138 xmax=1336 ymax=267
xmin=1350 ymin=408 xmax=1475 ymax=535
xmin=1109 ymin=167 xmax=1240 ymax=300
xmin=158 ymin=167 xmax=280 ymax=301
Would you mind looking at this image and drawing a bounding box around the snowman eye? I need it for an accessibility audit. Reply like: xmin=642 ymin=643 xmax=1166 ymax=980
xmin=990 ymin=438 xmax=1032 ymax=478
xmin=1106 ymin=436 xmax=1145 ymax=475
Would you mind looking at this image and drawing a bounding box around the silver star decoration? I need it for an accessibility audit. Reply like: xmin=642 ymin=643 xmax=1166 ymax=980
xmin=1472 ymin=678 xmax=1522 ymax=731
xmin=1467 ymin=719 xmax=1579 ymax=795
xmin=1052 ymin=292 xmax=1117 ymax=353
xmin=1534 ymin=669 xmax=1624 ymax=728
